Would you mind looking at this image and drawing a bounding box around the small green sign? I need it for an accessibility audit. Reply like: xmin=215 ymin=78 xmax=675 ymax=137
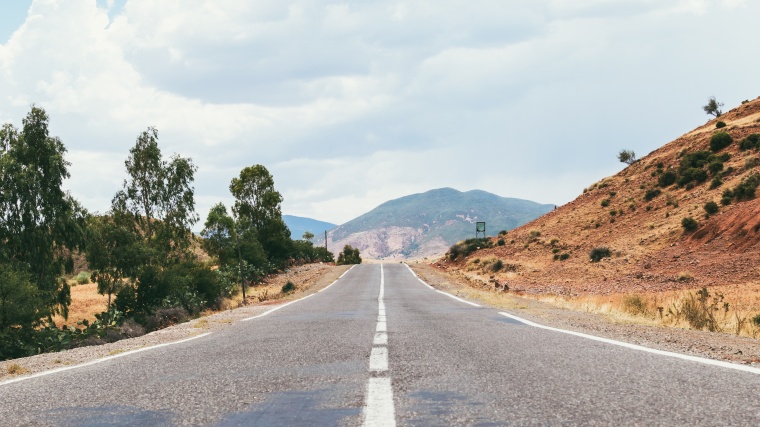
xmin=476 ymin=222 xmax=485 ymax=232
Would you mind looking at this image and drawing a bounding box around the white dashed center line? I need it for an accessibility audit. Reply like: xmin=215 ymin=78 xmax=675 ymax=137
xmin=363 ymin=264 xmax=396 ymax=427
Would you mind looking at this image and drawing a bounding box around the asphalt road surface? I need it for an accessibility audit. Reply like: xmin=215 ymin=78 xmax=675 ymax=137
xmin=2 ymin=264 xmax=760 ymax=426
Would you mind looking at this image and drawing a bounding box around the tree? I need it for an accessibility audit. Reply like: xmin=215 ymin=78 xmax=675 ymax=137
xmin=110 ymin=127 xmax=198 ymax=266
xmin=337 ymin=245 xmax=362 ymax=265
xmin=0 ymin=264 xmax=44 ymax=331
xmin=618 ymin=149 xmax=637 ymax=166
xmin=703 ymin=96 xmax=723 ymax=117
xmin=229 ymin=165 xmax=292 ymax=265
xmin=230 ymin=165 xmax=283 ymax=231
xmin=201 ymin=202 xmax=270 ymax=303
xmin=0 ymin=107 xmax=87 ymax=322
xmin=302 ymin=231 xmax=314 ymax=242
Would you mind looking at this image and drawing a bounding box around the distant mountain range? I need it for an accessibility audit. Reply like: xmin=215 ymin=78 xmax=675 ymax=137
xmin=323 ymin=188 xmax=554 ymax=259
xmin=283 ymin=215 xmax=337 ymax=241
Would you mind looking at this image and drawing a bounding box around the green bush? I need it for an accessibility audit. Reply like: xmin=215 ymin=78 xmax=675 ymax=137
xmin=559 ymin=253 xmax=570 ymax=261
xmin=336 ymin=245 xmax=362 ymax=265
xmin=281 ymin=281 xmax=296 ymax=294
xmin=644 ymin=188 xmax=661 ymax=201
xmin=75 ymin=271 xmax=91 ymax=285
xmin=681 ymin=217 xmax=698 ymax=232
xmin=727 ymin=173 xmax=760 ymax=201
xmin=497 ymin=238 xmax=505 ymax=246
xmin=738 ymin=134 xmax=760 ymax=151
xmin=707 ymin=160 xmax=724 ymax=175
xmin=709 ymin=132 xmax=733 ymax=152
xmin=491 ymin=260 xmax=504 ymax=272
xmin=589 ymin=247 xmax=611 ymax=262
xmin=658 ymin=170 xmax=677 ymax=187
xmin=710 ymin=177 xmax=722 ymax=189
xmin=448 ymin=238 xmax=492 ymax=260
xmin=600 ymin=199 xmax=610 ymax=207
xmin=703 ymin=201 xmax=719 ymax=215
xmin=498 ymin=230 xmax=508 ymax=236
xmin=715 ymin=121 xmax=726 ymax=129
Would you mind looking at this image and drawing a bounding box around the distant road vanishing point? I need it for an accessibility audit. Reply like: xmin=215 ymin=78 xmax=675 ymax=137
xmin=2 ymin=264 xmax=760 ymax=426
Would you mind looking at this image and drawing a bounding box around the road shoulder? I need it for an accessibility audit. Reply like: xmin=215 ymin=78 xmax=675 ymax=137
xmin=409 ymin=263 xmax=760 ymax=366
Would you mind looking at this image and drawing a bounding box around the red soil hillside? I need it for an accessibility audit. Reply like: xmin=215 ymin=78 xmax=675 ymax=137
xmin=437 ymin=97 xmax=760 ymax=296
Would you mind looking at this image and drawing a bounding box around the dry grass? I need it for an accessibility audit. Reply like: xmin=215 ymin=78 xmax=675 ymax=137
xmin=527 ymin=282 xmax=760 ymax=337
xmin=53 ymin=282 xmax=109 ymax=327
xmin=6 ymin=363 xmax=29 ymax=376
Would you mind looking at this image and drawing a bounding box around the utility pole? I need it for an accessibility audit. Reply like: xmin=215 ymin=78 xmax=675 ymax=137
xmin=325 ymin=230 xmax=328 ymax=251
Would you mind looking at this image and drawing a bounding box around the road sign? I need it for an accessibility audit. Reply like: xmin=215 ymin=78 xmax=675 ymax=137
xmin=476 ymin=221 xmax=486 ymax=238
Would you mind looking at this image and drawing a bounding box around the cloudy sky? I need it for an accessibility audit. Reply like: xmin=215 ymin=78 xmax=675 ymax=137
xmin=1 ymin=0 xmax=758 ymax=227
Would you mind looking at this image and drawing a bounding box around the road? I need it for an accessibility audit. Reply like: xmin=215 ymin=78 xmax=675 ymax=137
xmin=2 ymin=263 xmax=760 ymax=426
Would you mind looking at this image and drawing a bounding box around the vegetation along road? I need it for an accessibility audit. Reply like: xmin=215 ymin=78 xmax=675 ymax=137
xmin=2 ymin=264 xmax=760 ymax=426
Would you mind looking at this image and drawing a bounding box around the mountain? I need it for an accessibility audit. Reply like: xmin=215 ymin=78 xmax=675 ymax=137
xmin=325 ymin=188 xmax=554 ymax=259
xmin=438 ymin=97 xmax=760 ymax=297
xmin=283 ymin=215 xmax=337 ymax=241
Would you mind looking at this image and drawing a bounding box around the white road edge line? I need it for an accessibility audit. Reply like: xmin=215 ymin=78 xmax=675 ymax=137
xmin=407 ymin=265 xmax=481 ymax=307
xmin=241 ymin=293 xmax=315 ymax=321
xmin=318 ymin=280 xmax=338 ymax=292
xmin=0 ymin=332 xmax=212 ymax=386
xmin=339 ymin=264 xmax=356 ymax=279
xmin=498 ymin=311 xmax=760 ymax=375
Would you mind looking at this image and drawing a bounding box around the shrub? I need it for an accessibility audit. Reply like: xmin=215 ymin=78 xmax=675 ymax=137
xmin=707 ymin=178 xmax=721 ymax=191
xmin=707 ymin=160 xmax=724 ymax=175
xmin=589 ymin=247 xmax=611 ymax=262
xmin=658 ymin=170 xmax=677 ymax=187
xmin=600 ymin=199 xmax=610 ymax=207
xmin=710 ymin=132 xmax=733 ymax=152
xmin=677 ymin=168 xmax=708 ymax=187
xmin=337 ymin=245 xmax=362 ymax=265
xmin=281 ymin=281 xmax=296 ymax=294
xmin=75 ymin=271 xmax=91 ymax=285
xmin=680 ymin=288 xmax=726 ymax=332
xmin=703 ymin=201 xmax=719 ymax=215
xmin=715 ymin=121 xmax=726 ymax=128
xmin=644 ymin=188 xmax=661 ymax=201
xmin=491 ymin=260 xmax=504 ymax=272
xmin=681 ymin=217 xmax=698 ymax=232
xmin=559 ymin=253 xmax=570 ymax=261
xmin=497 ymin=238 xmax=505 ymax=246
xmin=729 ymin=173 xmax=760 ymax=201
xmin=738 ymin=134 xmax=760 ymax=151
xmin=622 ymin=295 xmax=648 ymax=315
xmin=498 ymin=230 xmax=508 ymax=236
xmin=448 ymin=238 xmax=491 ymax=260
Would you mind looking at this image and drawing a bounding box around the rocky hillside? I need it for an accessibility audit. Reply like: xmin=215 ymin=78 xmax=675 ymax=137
xmin=325 ymin=188 xmax=553 ymax=260
xmin=436 ymin=97 xmax=760 ymax=296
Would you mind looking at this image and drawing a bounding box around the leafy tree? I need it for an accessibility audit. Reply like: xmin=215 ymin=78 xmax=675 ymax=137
xmin=0 ymin=265 xmax=44 ymax=331
xmin=86 ymin=215 xmax=146 ymax=309
xmin=0 ymin=106 xmax=87 ymax=322
xmin=229 ymin=165 xmax=292 ymax=265
xmin=618 ymin=149 xmax=637 ymax=165
xmin=100 ymin=127 xmax=200 ymax=315
xmin=703 ymin=96 xmax=723 ymax=117
xmin=302 ymin=231 xmax=314 ymax=242
xmin=337 ymin=245 xmax=362 ymax=265
xmin=230 ymin=165 xmax=283 ymax=231
xmin=111 ymin=127 xmax=199 ymax=266
xmin=201 ymin=202 xmax=268 ymax=302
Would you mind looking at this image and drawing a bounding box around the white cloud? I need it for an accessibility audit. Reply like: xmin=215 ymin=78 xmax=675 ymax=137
xmin=1 ymin=0 xmax=759 ymax=228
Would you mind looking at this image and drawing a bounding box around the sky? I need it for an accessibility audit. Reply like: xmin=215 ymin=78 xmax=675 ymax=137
xmin=1 ymin=0 xmax=759 ymax=227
